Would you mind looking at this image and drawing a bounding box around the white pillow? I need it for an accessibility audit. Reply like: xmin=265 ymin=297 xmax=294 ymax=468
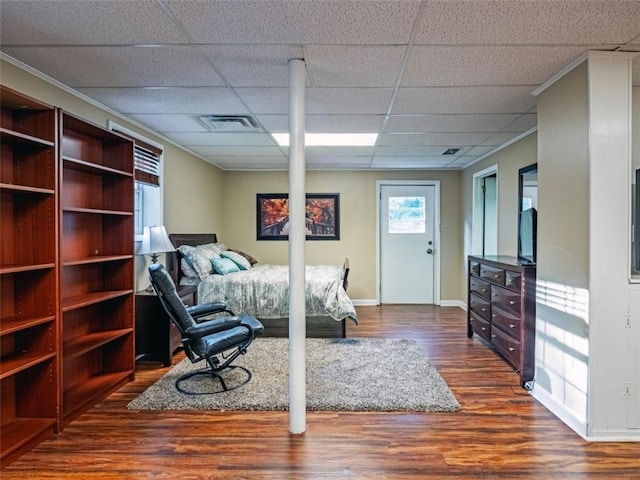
xmin=221 ymin=250 xmax=251 ymax=270
xmin=178 ymin=243 xmax=223 ymax=280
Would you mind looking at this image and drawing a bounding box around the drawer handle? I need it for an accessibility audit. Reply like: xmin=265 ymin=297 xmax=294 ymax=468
xmin=481 ymin=288 xmax=487 ymax=292
xmin=491 ymin=334 xmax=496 ymax=338
xmin=509 ymin=300 xmax=516 ymax=305
xmin=481 ymin=308 xmax=487 ymax=312
xmin=508 ymin=347 xmax=515 ymax=352
xmin=494 ymin=274 xmax=500 ymax=278
xmin=509 ymin=324 xmax=515 ymax=329
xmin=481 ymin=327 xmax=486 ymax=331
xmin=492 ymin=314 xmax=497 ymax=318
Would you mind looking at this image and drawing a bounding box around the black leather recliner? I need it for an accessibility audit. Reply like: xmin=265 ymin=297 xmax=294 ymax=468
xmin=148 ymin=263 xmax=264 ymax=394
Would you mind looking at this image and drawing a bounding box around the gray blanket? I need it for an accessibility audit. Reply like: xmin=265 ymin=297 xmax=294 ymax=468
xmin=196 ymin=264 xmax=357 ymax=323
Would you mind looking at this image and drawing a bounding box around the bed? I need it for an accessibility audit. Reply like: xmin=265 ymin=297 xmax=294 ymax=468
xmin=166 ymin=233 xmax=357 ymax=338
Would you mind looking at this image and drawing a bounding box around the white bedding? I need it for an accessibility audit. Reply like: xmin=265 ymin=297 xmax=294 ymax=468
xmin=191 ymin=264 xmax=358 ymax=323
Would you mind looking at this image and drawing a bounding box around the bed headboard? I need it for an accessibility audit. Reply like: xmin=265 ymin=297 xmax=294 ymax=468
xmin=167 ymin=233 xmax=217 ymax=284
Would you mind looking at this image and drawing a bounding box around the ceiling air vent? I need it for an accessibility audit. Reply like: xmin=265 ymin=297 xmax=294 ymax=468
xmin=442 ymin=148 xmax=460 ymax=155
xmin=195 ymin=114 xmax=261 ymax=132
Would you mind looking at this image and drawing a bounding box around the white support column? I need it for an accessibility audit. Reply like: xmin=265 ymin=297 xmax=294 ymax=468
xmin=288 ymin=57 xmax=306 ymax=434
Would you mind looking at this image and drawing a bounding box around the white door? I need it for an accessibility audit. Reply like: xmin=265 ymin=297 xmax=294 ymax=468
xmin=380 ymin=184 xmax=436 ymax=303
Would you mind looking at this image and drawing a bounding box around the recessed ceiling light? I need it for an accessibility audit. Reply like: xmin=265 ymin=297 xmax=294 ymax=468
xmin=273 ymin=133 xmax=377 ymax=147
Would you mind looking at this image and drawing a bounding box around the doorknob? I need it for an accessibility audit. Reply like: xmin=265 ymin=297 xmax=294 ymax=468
xmin=426 ymin=248 xmax=434 ymax=255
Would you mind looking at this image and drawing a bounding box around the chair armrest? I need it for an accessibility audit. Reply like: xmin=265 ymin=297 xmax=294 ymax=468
xmin=185 ymin=316 xmax=242 ymax=338
xmin=187 ymin=302 xmax=233 ymax=319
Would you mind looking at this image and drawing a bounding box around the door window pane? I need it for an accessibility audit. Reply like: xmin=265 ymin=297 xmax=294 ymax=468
xmin=388 ymin=196 xmax=425 ymax=233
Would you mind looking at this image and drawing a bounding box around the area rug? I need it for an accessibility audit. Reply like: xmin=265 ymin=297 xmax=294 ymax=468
xmin=127 ymin=337 xmax=460 ymax=412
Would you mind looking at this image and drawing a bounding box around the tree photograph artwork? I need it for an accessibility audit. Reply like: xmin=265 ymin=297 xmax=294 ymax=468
xmin=256 ymin=193 xmax=340 ymax=240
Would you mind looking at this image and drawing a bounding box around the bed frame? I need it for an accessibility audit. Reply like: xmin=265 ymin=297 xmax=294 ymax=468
xmin=167 ymin=233 xmax=348 ymax=338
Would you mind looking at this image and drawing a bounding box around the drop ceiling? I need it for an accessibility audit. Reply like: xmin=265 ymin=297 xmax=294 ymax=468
xmin=1 ymin=0 xmax=639 ymax=171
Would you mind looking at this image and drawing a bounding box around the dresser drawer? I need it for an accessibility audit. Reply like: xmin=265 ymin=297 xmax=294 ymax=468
xmin=469 ymin=261 xmax=481 ymax=277
xmin=505 ymin=270 xmax=522 ymax=292
xmin=469 ymin=293 xmax=491 ymax=321
xmin=480 ymin=264 xmax=505 ymax=285
xmin=469 ymin=276 xmax=491 ymax=300
xmin=469 ymin=310 xmax=491 ymax=342
xmin=491 ymin=305 xmax=521 ymax=340
xmin=491 ymin=326 xmax=521 ymax=368
xmin=491 ymin=284 xmax=521 ymax=316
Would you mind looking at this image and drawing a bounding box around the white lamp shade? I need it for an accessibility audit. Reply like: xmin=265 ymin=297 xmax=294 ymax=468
xmin=137 ymin=225 xmax=175 ymax=256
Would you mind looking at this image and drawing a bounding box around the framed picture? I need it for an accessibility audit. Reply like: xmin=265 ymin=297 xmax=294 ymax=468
xmin=256 ymin=193 xmax=340 ymax=241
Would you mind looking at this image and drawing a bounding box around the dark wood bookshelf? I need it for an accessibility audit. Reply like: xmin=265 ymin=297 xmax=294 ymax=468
xmin=1 ymin=85 xmax=59 ymax=468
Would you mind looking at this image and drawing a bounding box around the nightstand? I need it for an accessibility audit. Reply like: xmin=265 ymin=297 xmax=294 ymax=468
xmin=135 ymin=284 xmax=198 ymax=366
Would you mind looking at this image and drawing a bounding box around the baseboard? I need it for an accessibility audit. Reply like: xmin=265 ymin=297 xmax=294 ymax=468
xmin=352 ymin=299 xmax=467 ymax=309
xmin=352 ymin=299 xmax=378 ymax=306
xmin=531 ymin=385 xmax=588 ymax=439
xmin=440 ymin=300 xmax=467 ymax=310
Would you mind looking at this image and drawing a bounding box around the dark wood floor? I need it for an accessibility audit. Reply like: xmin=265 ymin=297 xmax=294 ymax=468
xmin=3 ymin=305 xmax=640 ymax=479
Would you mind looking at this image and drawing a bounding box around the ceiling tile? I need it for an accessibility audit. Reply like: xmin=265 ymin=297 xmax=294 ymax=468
xmin=2 ymin=46 xmax=225 ymax=87
xmin=256 ymin=114 xmax=385 ymax=133
xmin=307 ymin=156 xmax=372 ymax=169
xmin=402 ymin=46 xmax=591 ymax=87
xmin=446 ymin=157 xmax=481 ymax=168
xmin=203 ymin=45 xmax=306 ymax=87
xmin=306 ymin=45 xmax=406 ymax=87
xmin=165 ymin=132 xmax=276 ymax=147
xmin=2 ymin=0 xmax=637 ymax=173
xmin=414 ymin=0 xmax=640 ymax=45
xmin=375 ymin=145 xmax=471 ymax=156
xmin=305 ymin=146 xmax=375 ymax=156
xmin=186 ymin=145 xmax=284 ymax=157
xmin=128 ymin=114 xmax=208 ymax=133
xmin=378 ymin=132 xmax=492 ymax=146
xmin=481 ymin=132 xmax=524 ymax=146
xmin=76 ymin=87 xmax=249 ymax=114
xmin=0 ymin=0 xmax=186 ymax=45
xmin=210 ymin=156 xmax=289 ymax=170
xmin=370 ymin=157 xmax=451 ymax=169
xmin=384 ymin=114 xmax=521 ymax=133
xmin=465 ymin=145 xmax=499 ymax=156
xmin=503 ymin=114 xmax=538 ymax=132
xmin=165 ymin=0 xmax=421 ymax=44
xmin=392 ymin=86 xmax=537 ymax=114
xmin=237 ymin=87 xmax=394 ymax=115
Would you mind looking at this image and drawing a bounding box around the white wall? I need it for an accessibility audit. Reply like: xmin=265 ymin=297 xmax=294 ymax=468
xmin=533 ymin=61 xmax=590 ymax=434
xmin=533 ymin=52 xmax=639 ymax=440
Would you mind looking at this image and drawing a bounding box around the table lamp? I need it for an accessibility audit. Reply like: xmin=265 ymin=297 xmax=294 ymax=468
xmin=137 ymin=225 xmax=175 ymax=264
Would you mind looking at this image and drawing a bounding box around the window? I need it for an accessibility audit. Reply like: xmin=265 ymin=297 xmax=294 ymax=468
xmin=388 ymin=196 xmax=425 ymax=233
xmin=108 ymin=122 xmax=163 ymax=237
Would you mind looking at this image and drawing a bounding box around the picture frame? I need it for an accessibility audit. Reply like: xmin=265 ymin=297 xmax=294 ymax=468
xmin=256 ymin=193 xmax=340 ymax=241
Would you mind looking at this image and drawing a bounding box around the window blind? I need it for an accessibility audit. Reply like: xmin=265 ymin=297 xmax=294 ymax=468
xmin=112 ymin=128 xmax=163 ymax=187
xmin=134 ymin=141 xmax=162 ymax=186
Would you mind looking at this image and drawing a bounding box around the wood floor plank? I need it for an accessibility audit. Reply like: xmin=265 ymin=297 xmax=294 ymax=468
xmin=2 ymin=305 xmax=639 ymax=478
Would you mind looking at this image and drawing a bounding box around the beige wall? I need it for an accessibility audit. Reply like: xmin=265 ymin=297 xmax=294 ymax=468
xmin=221 ymin=170 xmax=463 ymax=301
xmin=1 ymin=59 xmax=226 ymax=288
xmin=536 ymin=62 xmax=590 ymax=289
xmin=460 ymin=132 xmax=538 ymax=292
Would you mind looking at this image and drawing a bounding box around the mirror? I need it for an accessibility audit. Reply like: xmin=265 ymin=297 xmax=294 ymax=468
xmin=519 ymin=163 xmax=538 ymax=212
xmin=518 ymin=163 xmax=538 ymax=264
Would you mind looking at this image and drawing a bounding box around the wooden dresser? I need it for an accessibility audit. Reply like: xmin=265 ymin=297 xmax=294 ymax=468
xmin=467 ymin=255 xmax=536 ymax=387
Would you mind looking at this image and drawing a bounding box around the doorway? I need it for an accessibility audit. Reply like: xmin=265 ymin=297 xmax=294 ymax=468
xmin=377 ymin=181 xmax=440 ymax=304
xmin=472 ymin=166 xmax=498 ymax=256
